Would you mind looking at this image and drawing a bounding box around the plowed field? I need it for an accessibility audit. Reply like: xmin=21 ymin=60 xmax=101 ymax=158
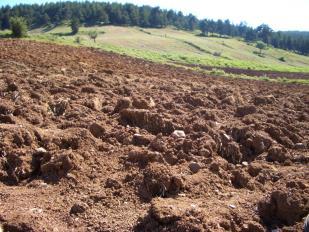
xmin=0 ymin=40 xmax=308 ymax=232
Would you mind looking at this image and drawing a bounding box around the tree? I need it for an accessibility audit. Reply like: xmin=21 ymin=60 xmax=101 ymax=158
xmin=10 ymin=17 xmax=28 ymax=38
xmin=42 ymin=13 xmax=50 ymax=25
xmin=1 ymin=12 xmax=10 ymax=30
xmin=187 ymin=14 xmax=198 ymax=31
xmin=256 ymin=41 xmax=267 ymax=55
xmin=149 ymin=7 xmax=164 ymax=28
xmin=70 ymin=17 xmax=80 ymax=35
xmin=256 ymin=24 xmax=273 ymax=43
xmin=139 ymin=6 xmax=151 ymax=27
xmin=223 ymin=19 xmax=232 ymax=35
xmin=88 ymin=30 xmax=98 ymax=42
xmin=216 ymin=19 xmax=224 ymax=36
xmin=199 ymin=20 xmax=208 ymax=36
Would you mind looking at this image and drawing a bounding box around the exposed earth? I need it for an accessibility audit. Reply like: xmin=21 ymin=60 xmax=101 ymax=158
xmin=0 ymin=39 xmax=308 ymax=232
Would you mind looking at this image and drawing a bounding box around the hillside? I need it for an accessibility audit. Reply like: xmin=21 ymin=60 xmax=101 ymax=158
xmin=29 ymin=25 xmax=309 ymax=74
xmin=0 ymin=39 xmax=308 ymax=231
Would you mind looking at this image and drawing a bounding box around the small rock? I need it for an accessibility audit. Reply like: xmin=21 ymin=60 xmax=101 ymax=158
xmin=189 ymin=162 xmax=201 ymax=174
xmin=50 ymin=99 xmax=69 ymax=116
xmin=254 ymin=95 xmax=275 ymax=105
xmin=304 ymin=214 xmax=309 ymax=232
xmin=295 ymin=143 xmax=306 ymax=149
xmin=209 ymin=162 xmax=220 ymax=173
xmin=36 ymin=147 xmax=47 ymax=153
xmin=61 ymin=68 xmax=66 ymax=74
xmin=222 ymin=95 xmax=236 ymax=105
xmin=132 ymin=133 xmax=154 ymax=146
xmin=105 ymin=178 xmax=122 ymax=189
xmin=7 ymin=82 xmax=19 ymax=91
xmin=267 ymin=145 xmax=289 ymax=163
xmin=89 ymin=97 xmax=102 ymax=111
xmin=102 ymin=105 xmax=114 ymax=114
xmin=172 ymin=130 xmax=186 ymax=138
xmin=113 ymin=97 xmax=132 ymax=113
xmin=132 ymin=97 xmax=156 ymax=109
xmin=242 ymin=161 xmax=249 ymax=166
xmin=150 ymin=198 xmax=183 ymax=224
xmin=248 ymin=163 xmax=264 ymax=177
xmin=223 ymin=133 xmax=231 ymax=141
xmin=40 ymin=152 xmax=74 ymax=178
xmin=198 ymin=149 xmax=211 ymax=157
xmin=29 ymin=208 xmax=43 ymax=214
xmin=246 ymin=221 xmax=265 ymax=232
xmin=231 ymin=170 xmax=250 ymax=188
xmin=89 ymin=123 xmax=105 ymax=138
xmin=236 ymin=105 xmax=257 ymax=117
xmin=229 ymin=204 xmax=236 ymax=209
xmin=70 ymin=202 xmax=88 ymax=215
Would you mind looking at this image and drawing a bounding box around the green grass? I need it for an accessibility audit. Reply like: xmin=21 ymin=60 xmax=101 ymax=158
xmin=25 ymin=25 xmax=309 ymax=73
xmin=0 ymin=29 xmax=11 ymax=38
xmin=191 ymin=67 xmax=309 ymax=85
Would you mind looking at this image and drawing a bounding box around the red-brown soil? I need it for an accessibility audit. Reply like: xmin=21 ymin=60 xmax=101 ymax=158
xmin=0 ymin=39 xmax=308 ymax=232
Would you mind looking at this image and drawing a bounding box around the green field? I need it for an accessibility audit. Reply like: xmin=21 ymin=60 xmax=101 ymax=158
xmin=26 ymin=25 xmax=309 ymax=73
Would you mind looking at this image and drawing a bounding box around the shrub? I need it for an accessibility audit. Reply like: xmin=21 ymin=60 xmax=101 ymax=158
xmin=213 ymin=51 xmax=222 ymax=57
xmin=88 ymin=31 xmax=100 ymax=42
xmin=256 ymin=41 xmax=267 ymax=55
xmin=279 ymin=57 xmax=286 ymax=62
xmin=10 ymin=17 xmax=28 ymax=38
xmin=210 ymin=68 xmax=226 ymax=76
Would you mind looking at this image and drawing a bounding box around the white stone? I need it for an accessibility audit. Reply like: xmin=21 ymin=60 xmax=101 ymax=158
xmin=36 ymin=147 xmax=47 ymax=153
xmin=223 ymin=133 xmax=231 ymax=141
xmin=172 ymin=130 xmax=186 ymax=138
xmin=242 ymin=161 xmax=249 ymax=166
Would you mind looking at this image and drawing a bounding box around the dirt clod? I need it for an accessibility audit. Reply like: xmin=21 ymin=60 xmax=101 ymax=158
xmin=258 ymin=189 xmax=309 ymax=226
xmin=113 ymin=97 xmax=132 ymax=113
xmin=70 ymin=202 xmax=88 ymax=215
xmin=236 ymin=105 xmax=257 ymax=117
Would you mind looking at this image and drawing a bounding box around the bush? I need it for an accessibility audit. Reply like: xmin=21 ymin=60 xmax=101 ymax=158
xmin=279 ymin=57 xmax=286 ymax=62
xmin=10 ymin=17 xmax=28 ymax=38
xmin=256 ymin=41 xmax=267 ymax=55
xmin=213 ymin=51 xmax=222 ymax=57
xmin=88 ymin=31 xmax=99 ymax=42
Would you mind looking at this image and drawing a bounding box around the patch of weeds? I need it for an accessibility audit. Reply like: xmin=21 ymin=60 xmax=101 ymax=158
xmin=210 ymin=68 xmax=226 ymax=76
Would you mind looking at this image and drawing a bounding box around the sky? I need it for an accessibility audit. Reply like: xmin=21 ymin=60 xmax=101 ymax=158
xmin=1 ymin=0 xmax=309 ymax=31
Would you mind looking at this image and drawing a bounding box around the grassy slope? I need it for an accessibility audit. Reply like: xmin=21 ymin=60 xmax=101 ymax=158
xmin=27 ymin=25 xmax=309 ymax=73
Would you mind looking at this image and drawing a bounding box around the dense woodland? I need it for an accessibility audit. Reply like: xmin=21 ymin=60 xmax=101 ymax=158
xmin=0 ymin=1 xmax=308 ymax=55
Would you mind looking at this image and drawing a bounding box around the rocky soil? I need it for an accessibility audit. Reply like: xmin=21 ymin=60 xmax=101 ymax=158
xmin=0 ymin=39 xmax=308 ymax=232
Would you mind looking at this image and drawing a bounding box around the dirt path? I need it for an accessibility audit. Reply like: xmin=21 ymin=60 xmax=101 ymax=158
xmin=0 ymin=40 xmax=308 ymax=232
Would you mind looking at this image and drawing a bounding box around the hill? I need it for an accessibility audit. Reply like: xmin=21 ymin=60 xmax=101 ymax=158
xmin=28 ymin=25 xmax=309 ymax=75
xmin=1 ymin=1 xmax=309 ymax=55
xmin=0 ymin=39 xmax=308 ymax=231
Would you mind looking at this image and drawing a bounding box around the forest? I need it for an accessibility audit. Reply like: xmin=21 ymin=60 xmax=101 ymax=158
xmin=0 ymin=1 xmax=308 ymax=55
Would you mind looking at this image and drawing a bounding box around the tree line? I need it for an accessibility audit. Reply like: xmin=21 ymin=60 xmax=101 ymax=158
xmin=0 ymin=1 xmax=308 ymax=55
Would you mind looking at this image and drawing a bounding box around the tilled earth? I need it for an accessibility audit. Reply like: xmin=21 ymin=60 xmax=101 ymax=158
xmin=0 ymin=39 xmax=308 ymax=232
